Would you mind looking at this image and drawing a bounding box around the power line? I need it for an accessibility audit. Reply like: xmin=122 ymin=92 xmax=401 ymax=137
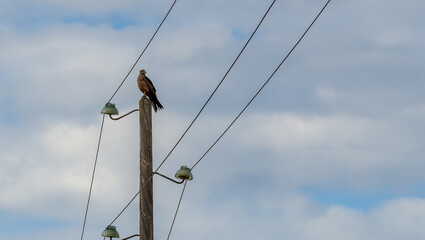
xmin=107 ymin=0 xmax=179 ymax=103
xmin=80 ymin=114 xmax=106 ymax=240
xmin=155 ymin=0 xmax=277 ymax=172
xmin=191 ymin=0 xmax=332 ymax=171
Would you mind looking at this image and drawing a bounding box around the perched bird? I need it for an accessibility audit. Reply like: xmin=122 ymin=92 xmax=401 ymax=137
xmin=137 ymin=69 xmax=163 ymax=112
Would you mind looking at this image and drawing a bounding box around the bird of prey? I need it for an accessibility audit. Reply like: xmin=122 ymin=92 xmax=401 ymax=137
xmin=137 ymin=69 xmax=163 ymax=112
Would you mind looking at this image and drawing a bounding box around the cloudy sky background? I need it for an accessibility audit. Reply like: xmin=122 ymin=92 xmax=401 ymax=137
xmin=1 ymin=0 xmax=425 ymax=239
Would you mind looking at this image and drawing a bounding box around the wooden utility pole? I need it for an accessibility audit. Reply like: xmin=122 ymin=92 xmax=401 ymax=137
xmin=139 ymin=96 xmax=153 ymax=240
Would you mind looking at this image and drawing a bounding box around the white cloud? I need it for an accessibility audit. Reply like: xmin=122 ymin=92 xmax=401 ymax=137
xmin=239 ymin=113 xmax=394 ymax=155
xmin=162 ymin=193 xmax=425 ymax=240
xmin=0 ymin=25 xmax=143 ymax=116
xmin=232 ymin=112 xmax=424 ymax=190
xmin=301 ymin=197 xmax=425 ymax=240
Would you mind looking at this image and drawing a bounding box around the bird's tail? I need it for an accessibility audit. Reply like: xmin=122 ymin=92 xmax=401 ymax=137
xmin=149 ymin=93 xmax=163 ymax=112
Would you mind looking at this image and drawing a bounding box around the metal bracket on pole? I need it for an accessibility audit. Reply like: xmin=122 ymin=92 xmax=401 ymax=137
xmin=153 ymin=171 xmax=185 ymax=184
xmin=109 ymin=109 xmax=139 ymax=120
xmin=109 ymin=109 xmax=139 ymax=121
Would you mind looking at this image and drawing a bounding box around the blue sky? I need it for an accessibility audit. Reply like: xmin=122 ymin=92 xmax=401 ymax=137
xmin=1 ymin=0 xmax=425 ymax=239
